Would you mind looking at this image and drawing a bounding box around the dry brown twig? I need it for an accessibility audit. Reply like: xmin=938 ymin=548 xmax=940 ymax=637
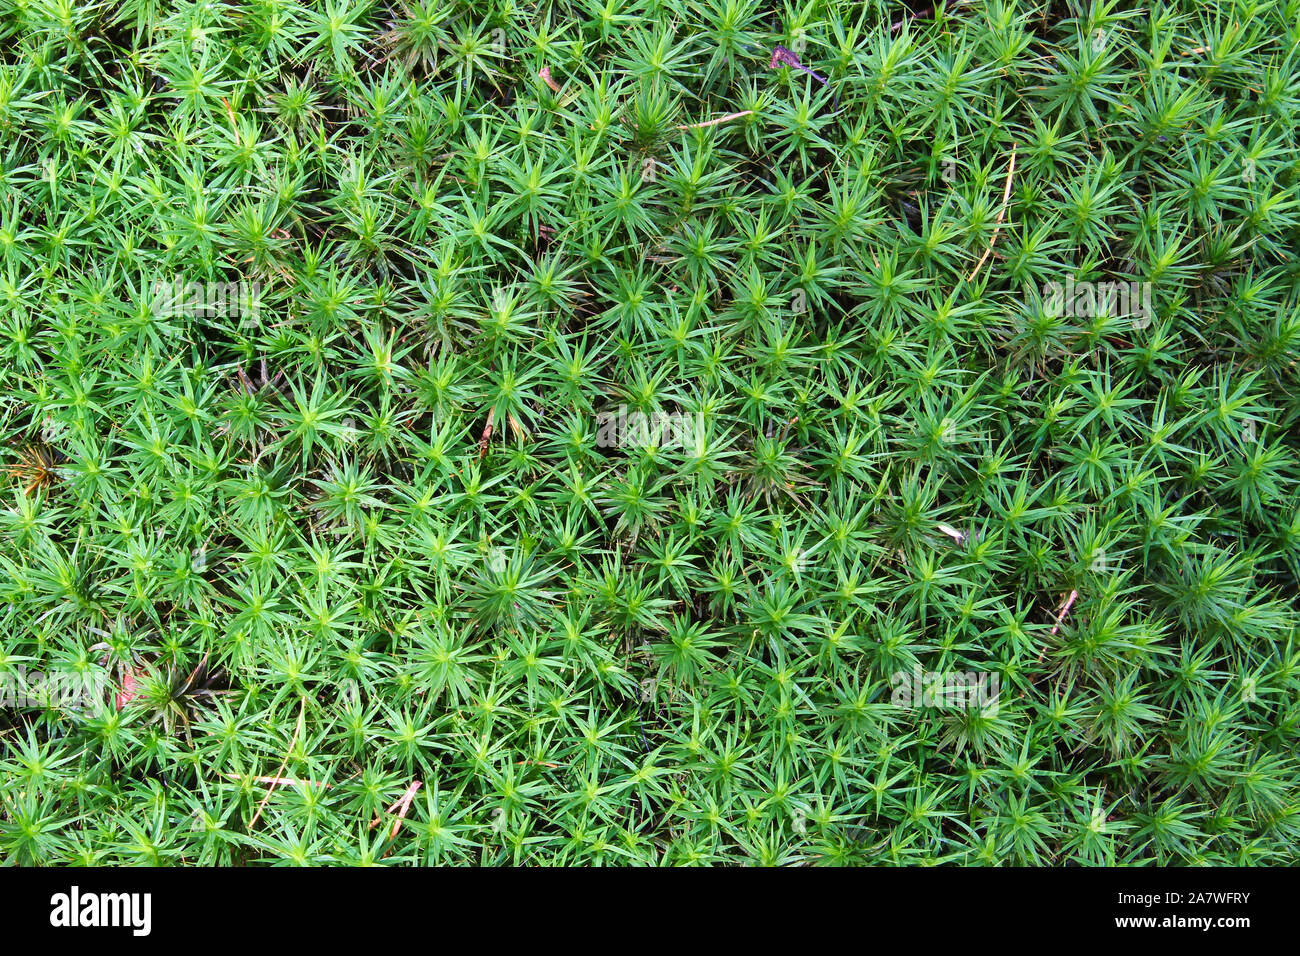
xmin=1036 ymin=589 xmax=1080 ymax=667
xmin=248 ymin=696 xmax=306 ymax=831
xmin=477 ymin=407 xmax=495 ymax=459
xmin=370 ymin=780 xmax=423 ymax=845
xmin=891 ymin=7 xmax=933 ymax=31
xmin=677 ymin=110 xmax=754 ymax=131
xmin=220 ymin=96 xmax=240 ymax=136
xmin=965 ymin=147 xmax=1017 ymax=283
xmin=1049 ymin=589 xmax=1079 ymax=637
